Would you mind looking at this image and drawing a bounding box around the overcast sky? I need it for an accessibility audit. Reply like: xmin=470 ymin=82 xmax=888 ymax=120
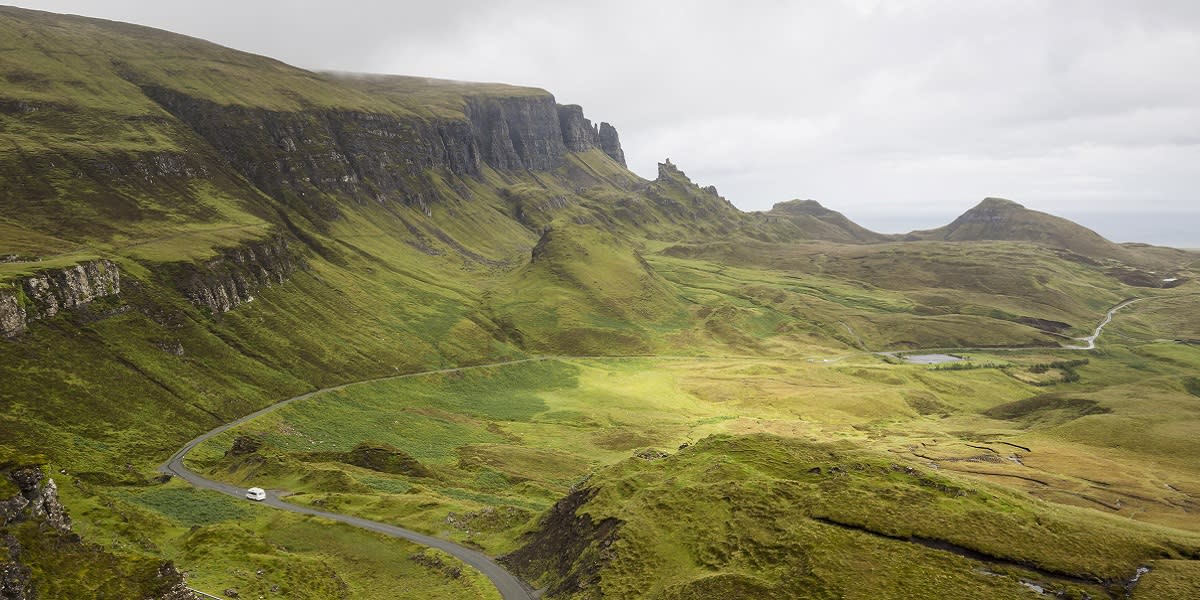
xmin=14 ymin=1 xmax=1200 ymax=245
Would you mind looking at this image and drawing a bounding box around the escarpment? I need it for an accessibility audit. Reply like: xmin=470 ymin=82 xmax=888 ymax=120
xmin=141 ymin=84 xmax=626 ymax=220
xmin=558 ymin=104 xmax=600 ymax=152
xmin=465 ymin=94 xmax=567 ymax=171
xmin=0 ymin=260 xmax=121 ymax=337
xmin=177 ymin=237 xmax=303 ymax=314
xmin=141 ymin=86 xmax=482 ymax=219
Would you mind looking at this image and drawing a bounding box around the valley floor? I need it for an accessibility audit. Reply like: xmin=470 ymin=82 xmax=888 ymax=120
xmin=144 ymin=295 xmax=1200 ymax=598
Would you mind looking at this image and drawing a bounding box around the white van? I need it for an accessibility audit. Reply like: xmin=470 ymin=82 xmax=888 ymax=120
xmin=245 ymin=487 xmax=267 ymax=501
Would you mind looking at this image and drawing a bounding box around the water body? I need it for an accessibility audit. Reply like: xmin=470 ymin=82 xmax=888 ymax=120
xmin=903 ymin=354 xmax=963 ymax=365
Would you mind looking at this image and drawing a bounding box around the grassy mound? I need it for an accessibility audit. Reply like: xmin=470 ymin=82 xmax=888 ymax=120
xmin=508 ymin=434 xmax=1200 ymax=599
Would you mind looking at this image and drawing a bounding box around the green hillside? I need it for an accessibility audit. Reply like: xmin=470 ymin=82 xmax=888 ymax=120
xmin=2 ymin=5 xmax=1199 ymax=599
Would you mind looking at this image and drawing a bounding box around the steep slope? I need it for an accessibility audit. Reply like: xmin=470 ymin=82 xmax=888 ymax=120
xmin=2 ymin=6 xmax=1199 ymax=599
xmin=494 ymin=224 xmax=687 ymax=354
xmin=0 ymin=459 xmax=193 ymax=599
xmin=764 ymin=199 xmax=893 ymax=243
xmin=0 ymin=6 xmax=631 ymax=246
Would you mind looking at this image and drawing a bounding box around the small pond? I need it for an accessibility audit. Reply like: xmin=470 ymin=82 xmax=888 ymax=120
xmin=903 ymin=354 xmax=964 ymax=365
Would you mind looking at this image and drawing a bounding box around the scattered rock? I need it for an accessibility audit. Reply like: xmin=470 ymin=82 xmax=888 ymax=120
xmin=148 ymin=562 xmax=195 ymax=600
xmin=634 ymin=448 xmax=668 ymax=461
xmin=154 ymin=340 xmax=185 ymax=356
xmin=344 ymin=442 xmax=430 ymax=477
xmin=228 ymin=435 xmax=263 ymax=457
xmin=223 ymin=587 xmax=239 ymax=598
xmin=444 ymin=506 xmax=532 ymax=534
xmin=0 ymin=535 xmax=31 ymax=600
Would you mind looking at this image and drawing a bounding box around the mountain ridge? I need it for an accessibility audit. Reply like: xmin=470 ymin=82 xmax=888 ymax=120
xmin=2 ymin=7 xmax=1199 ymax=599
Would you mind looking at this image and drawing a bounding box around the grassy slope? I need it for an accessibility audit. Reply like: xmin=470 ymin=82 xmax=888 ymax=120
xmin=2 ymin=6 xmax=1200 ymax=599
xmin=180 ymin=332 xmax=1200 ymax=595
xmin=529 ymin=434 xmax=1200 ymax=599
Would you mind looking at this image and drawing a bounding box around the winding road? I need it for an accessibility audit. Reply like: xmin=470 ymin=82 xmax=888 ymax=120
xmin=160 ymin=298 xmax=1152 ymax=599
xmin=1063 ymin=297 xmax=1144 ymax=350
xmin=160 ymin=359 xmax=547 ymax=600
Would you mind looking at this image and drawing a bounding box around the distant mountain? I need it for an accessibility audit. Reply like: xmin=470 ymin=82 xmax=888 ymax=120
xmin=2 ymin=7 xmax=1199 ymax=599
xmin=908 ymin=198 xmax=1131 ymax=260
xmin=765 ymin=199 xmax=893 ymax=243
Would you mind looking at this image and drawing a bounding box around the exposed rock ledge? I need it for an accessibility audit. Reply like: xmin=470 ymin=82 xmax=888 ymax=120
xmin=179 ymin=237 xmax=302 ymax=315
xmin=0 ymin=466 xmax=193 ymax=600
xmin=0 ymin=259 xmax=121 ymax=337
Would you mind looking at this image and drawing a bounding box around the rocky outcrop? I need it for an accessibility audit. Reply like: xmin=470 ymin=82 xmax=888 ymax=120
xmin=0 ymin=467 xmax=64 ymax=600
xmin=142 ymin=86 xmax=481 ymax=219
xmin=141 ymin=85 xmax=626 ymax=220
xmin=147 ymin=563 xmax=197 ymax=600
xmin=598 ymin=122 xmax=626 ymax=167
xmin=557 ymin=104 xmax=599 ymax=152
xmin=179 ymin=237 xmax=301 ymax=315
xmin=0 ymin=259 xmax=121 ymax=337
xmin=656 ymin=158 xmax=683 ymax=182
xmin=557 ymin=105 xmax=626 ymax=166
xmin=1 ymin=468 xmax=71 ymax=533
xmin=500 ymin=487 xmax=622 ymax=598
xmin=465 ymin=95 xmax=567 ymax=171
xmin=0 ymin=466 xmax=193 ymax=599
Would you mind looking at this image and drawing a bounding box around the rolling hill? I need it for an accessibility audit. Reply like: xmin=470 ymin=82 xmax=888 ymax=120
xmin=1 ymin=6 xmax=1199 ymax=599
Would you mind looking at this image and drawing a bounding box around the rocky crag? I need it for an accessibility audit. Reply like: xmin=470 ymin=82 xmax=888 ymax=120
xmin=0 ymin=465 xmax=193 ymax=599
xmin=177 ymin=238 xmax=302 ymax=315
xmin=499 ymin=487 xmax=622 ymax=597
xmin=0 ymin=260 xmax=121 ymax=337
xmin=140 ymin=86 xmax=627 ymax=221
xmin=557 ymin=104 xmax=627 ymax=167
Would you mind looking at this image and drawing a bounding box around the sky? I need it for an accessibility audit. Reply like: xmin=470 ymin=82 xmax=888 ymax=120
xmin=13 ymin=0 xmax=1200 ymax=246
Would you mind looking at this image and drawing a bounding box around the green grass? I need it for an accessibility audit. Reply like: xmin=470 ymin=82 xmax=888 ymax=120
xmin=181 ymin=344 xmax=1200 ymax=582
xmin=118 ymin=486 xmax=254 ymax=526
xmin=3 ymin=5 xmax=1200 ymax=598
xmin=510 ymin=434 xmax=1200 ymax=599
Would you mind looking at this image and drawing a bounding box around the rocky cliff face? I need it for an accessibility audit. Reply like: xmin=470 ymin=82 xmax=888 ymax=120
xmin=557 ymin=104 xmax=600 ymax=152
xmin=142 ymin=86 xmax=481 ymax=219
xmin=179 ymin=237 xmax=302 ymax=315
xmin=0 ymin=467 xmax=66 ymax=600
xmin=0 ymin=533 xmax=31 ymax=600
xmin=141 ymin=86 xmax=626 ymax=219
xmin=466 ymin=95 xmax=567 ymax=171
xmin=0 ymin=260 xmax=121 ymax=337
xmin=557 ymin=105 xmax=627 ymax=166
xmin=598 ymin=122 xmax=626 ymax=167
xmin=500 ymin=487 xmax=621 ymax=598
